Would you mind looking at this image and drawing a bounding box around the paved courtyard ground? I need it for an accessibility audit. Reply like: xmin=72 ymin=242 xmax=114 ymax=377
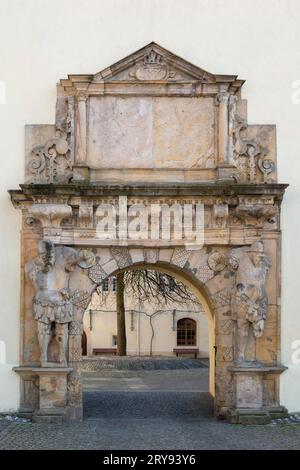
xmin=1 ymin=360 xmax=300 ymax=450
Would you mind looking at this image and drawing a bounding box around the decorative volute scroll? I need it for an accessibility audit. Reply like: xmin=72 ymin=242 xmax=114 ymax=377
xmin=28 ymin=132 xmax=72 ymax=184
xmin=26 ymin=203 xmax=73 ymax=241
xmin=28 ymin=204 xmax=72 ymax=228
xmin=9 ymin=42 xmax=289 ymax=424
xmin=232 ymin=117 xmax=276 ymax=183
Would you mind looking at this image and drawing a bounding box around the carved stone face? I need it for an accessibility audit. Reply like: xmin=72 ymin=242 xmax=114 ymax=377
xmin=250 ymin=252 xmax=265 ymax=268
xmin=65 ymin=251 xmax=78 ymax=272
xmin=38 ymin=240 xmax=55 ymax=270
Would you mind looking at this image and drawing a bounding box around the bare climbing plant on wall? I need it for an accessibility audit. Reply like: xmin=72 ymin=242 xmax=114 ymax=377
xmin=97 ymin=269 xmax=200 ymax=356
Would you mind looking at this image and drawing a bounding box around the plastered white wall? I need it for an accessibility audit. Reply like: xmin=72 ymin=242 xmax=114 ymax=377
xmin=0 ymin=0 xmax=299 ymax=412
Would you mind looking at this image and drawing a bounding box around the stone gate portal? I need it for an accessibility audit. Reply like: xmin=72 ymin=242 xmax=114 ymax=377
xmin=9 ymin=43 xmax=288 ymax=424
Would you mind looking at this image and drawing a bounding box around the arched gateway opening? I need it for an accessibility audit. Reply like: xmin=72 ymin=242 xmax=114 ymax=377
xmin=9 ymin=42 xmax=288 ymax=425
xmin=81 ymin=264 xmax=213 ymax=420
xmin=106 ymin=262 xmax=215 ymax=400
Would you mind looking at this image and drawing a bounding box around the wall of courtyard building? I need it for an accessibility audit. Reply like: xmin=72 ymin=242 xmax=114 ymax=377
xmin=0 ymin=0 xmax=300 ymax=413
xmin=83 ymin=290 xmax=209 ymax=357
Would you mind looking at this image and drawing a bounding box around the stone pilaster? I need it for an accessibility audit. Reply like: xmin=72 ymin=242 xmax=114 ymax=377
xmin=74 ymin=91 xmax=89 ymax=181
xmin=216 ymin=89 xmax=237 ymax=180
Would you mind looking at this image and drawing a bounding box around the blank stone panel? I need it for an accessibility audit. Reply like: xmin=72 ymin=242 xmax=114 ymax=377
xmin=88 ymin=96 xmax=153 ymax=169
xmin=153 ymin=97 xmax=215 ymax=169
xmin=87 ymin=96 xmax=216 ymax=170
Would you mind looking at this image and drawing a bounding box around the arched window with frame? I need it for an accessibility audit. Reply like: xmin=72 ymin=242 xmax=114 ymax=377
xmin=177 ymin=318 xmax=197 ymax=346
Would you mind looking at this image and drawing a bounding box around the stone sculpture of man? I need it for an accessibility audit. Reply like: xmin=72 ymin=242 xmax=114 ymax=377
xmin=26 ymin=240 xmax=78 ymax=367
xmin=229 ymin=240 xmax=271 ymax=364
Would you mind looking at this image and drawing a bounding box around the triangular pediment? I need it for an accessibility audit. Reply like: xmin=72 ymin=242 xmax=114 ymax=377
xmin=60 ymin=42 xmax=243 ymax=93
xmin=93 ymin=42 xmax=216 ymax=83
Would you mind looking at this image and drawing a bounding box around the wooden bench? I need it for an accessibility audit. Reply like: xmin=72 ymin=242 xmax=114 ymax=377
xmin=93 ymin=348 xmax=117 ymax=356
xmin=173 ymin=348 xmax=199 ymax=359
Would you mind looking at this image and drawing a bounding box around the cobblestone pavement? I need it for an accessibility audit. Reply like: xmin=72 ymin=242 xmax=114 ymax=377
xmin=83 ymin=391 xmax=213 ymax=419
xmin=1 ymin=368 xmax=300 ymax=450
xmin=0 ymin=419 xmax=13 ymax=434
xmin=81 ymin=356 xmax=209 ymax=371
xmin=82 ymin=367 xmax=210 ymax=392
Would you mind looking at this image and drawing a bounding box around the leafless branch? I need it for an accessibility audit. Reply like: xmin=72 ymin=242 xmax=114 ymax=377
xmin=123 ymin=269 xmax=199 ymax=306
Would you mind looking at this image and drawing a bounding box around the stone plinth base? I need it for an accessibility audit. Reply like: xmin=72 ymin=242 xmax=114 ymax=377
xmin=33 ymin=408 xmax=67 ymax=424
xmin=227 ymin=364 xmax=288 ymax=424
xmin=14 ymin=366 xmax=72 ymax=423
xmin=226 ymin=406 xmax=288 ymax=424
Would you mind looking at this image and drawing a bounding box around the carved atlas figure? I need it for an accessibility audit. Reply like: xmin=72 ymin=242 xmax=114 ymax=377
xmin=229 ymin=240 xmax=271 ymax=364
xmin=26 ymin=240 xmax=78 ymax=367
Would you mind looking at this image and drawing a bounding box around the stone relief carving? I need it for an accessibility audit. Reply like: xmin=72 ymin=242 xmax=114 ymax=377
xmin=129 ymin=48 xmax=177 ymax=81
xmin=28 ymin=204 xmax=72 ymax=229
xmin=71 ymin=289 xmax=92 ymax=310
xmin=144 ymin=248 xmax=159 ymax=264
xmin=171 ymin=248 xmax=191 ymax=268
xmin=218 ymin=319 xmax=233 ymax=335
xmin=194 ymin=264 xmax=215 ymax=284
xmin=229 ymin=240 xmax=271 ymax=364
xmin=68 ymin=340 xmax=83 ymax=362
xmin=68 ymin=319 xmax=84 ymax=336
xmin=77 ymin=249 xmax=96 ymax=269
xmin=207 ymin=251 xmax=227 ymax=272
xmin=233 ymin=117 xmax=275 ymax=183
xmin=67 ymin=371 xmax=82 ymax=405
xmin=25 ymin=241 xmax=78 ymax=367
xmin=25 ymin=242 xmax=98 ymax=369
xmin=232 ymin=204 xmax=278 ymax=227
xmin=111 ymin=247 xmax=132 ymax=269
xmin=221 ymin=346 xmax=234 ymax=362
xmin=78 ymin=201 xmax=94 ymax=228
xmin=211 ymin=288 xmax=232 ymax=309
xmin=24 ymin=216 xmax=42 ymax=233
xmin=88 ymin=263 xmax=108 ymax=284
xmin=212 ymin=203 xmax=229 ymax=229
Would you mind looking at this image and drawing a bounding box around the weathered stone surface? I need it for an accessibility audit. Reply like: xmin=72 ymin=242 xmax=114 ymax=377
xmin=229 ymin=241 xmax=271 ymax=364
xmin=25 ymin=125 xmax=56 ymax=182
xmin=9 ymin=42 xmax=288 ymax=424
xmin=88 ymin=96 xmax=215 ymax=171
xmin=88 ymin=97 xmax=153 ymax=169
xmin=153 ymin=97 xmax=215 ymax=169
xmin=25 ymin=241 xmax=78 ymax=367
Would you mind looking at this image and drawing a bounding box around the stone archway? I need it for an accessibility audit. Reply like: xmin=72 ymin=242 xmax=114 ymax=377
xmin=9 ymin=42 xmax=288 ymax=424
xmin=93 ymin=258 xmax=216 ymax=402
